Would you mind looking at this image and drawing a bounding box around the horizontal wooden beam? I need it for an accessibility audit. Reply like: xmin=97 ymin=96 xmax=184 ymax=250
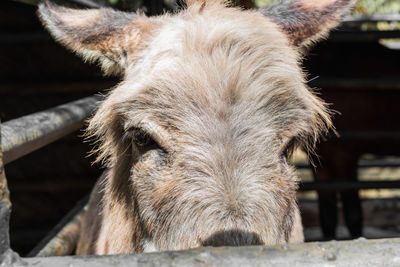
xmin=1 ymin=95 xmax=102 ymax=164
xmin=9 ymin=238 xmax=400 ymax=266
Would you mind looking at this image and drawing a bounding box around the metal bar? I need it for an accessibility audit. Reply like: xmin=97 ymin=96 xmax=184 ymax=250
xmin=317 ymin=130 xmax=400 ymax=141
xmin=337 ymin=130 xmax=400 ymax=140
xmin=299 ymin=180 xmax=400 ymax=191
xmin=308 ymin=78 xmax=400 ymax=91
xmin=355 ymin=159 xmax=400 ymax=167
xmin=1 ymin=95 xmax=102 ymax=165
xmin=13 ymin=238 xmax=400 ymax=266
xmin=28 ymin=197 xmax=88 ymax=257
xmin=295 ymin=159 xmax=400 ymax=169
xmin=383 ymin=41 xmax=400 ymax=50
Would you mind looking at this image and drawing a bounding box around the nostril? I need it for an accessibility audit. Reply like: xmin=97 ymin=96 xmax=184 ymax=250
xmin=201 ymin=230 xmax=263 ymax=247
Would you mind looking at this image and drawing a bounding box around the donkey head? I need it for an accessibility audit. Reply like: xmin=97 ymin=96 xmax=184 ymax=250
xmin=38 ymin=0 xmax=355 ymax=254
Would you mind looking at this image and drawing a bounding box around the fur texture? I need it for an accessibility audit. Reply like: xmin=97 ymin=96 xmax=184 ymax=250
xmin=260 ymin=0 xmax=357 ymax=49
xmin=37 ymin=0 xmax=355 ymax=254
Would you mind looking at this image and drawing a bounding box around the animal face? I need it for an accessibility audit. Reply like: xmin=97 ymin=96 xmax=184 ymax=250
xmin=38 ymin=0 xmax=355 ymax=254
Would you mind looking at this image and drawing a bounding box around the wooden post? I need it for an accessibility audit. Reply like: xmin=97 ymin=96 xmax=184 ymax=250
xmin=0 ymin=121 xmax=11 ymax=258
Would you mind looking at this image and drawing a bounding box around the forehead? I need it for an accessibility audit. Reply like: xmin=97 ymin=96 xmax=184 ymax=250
xmin=114 ymin=5 xmax=310 ymax=137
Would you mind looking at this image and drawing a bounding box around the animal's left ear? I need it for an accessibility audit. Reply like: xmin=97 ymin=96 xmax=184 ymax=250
xmin=259 ymin=0 xmax=357 ymax=50
xmin=38 ymin=1 xmax=154 ymax=75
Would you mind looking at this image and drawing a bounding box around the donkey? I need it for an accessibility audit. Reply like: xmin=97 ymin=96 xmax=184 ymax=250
xmin=38 ymin=0 xmax=355 ymax=254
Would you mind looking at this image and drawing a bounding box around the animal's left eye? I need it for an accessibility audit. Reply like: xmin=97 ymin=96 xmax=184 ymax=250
xmin=126 ymin=127 xmax=160 ymax=151
xmin=133 ymin=130 xmax=156 ymax=148
xmin=281 ymin=138 xmax=295 ymax=161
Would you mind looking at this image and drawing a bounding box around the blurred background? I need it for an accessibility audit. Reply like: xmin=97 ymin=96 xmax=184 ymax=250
xmin=1 ymin=0 xmax=399 ymax=256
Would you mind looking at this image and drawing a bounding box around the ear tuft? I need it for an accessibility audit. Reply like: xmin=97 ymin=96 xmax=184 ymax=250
xmin=259 ymin=0 xmax=357 ymax=50
xmin=37 ymin=1 xmax=151 ymax=75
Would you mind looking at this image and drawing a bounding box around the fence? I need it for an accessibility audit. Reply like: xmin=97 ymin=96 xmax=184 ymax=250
xmin=1 ymin=2 xmax=400 ymax=266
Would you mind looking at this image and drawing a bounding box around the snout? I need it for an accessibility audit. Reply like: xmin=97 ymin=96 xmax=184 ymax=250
xmin=201 ymin=230 xmax=263 ymax=247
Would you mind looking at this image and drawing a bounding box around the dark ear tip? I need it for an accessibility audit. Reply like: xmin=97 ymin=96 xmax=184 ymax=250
xmin=37 ymin=1 xmax=66 ymax=35
xmin=37 ymin=0 xmax=66 ymax=26
xmin=37 ymin=1 xmax=49 ymax=21
xmin=37 ymin=1 xmax=51 ymax=22
xmin=38 ymin=0 xmax=50 ymax=9
xmin=38 ymin=0 xmax=62 ymax=14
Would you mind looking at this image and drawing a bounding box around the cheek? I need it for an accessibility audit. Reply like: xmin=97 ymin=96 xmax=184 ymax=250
xmin=131 ymin=149 xmax=169 ymax=183
xmin=130 ymin=149 xmax=172 ymax=221
xmin=278 ymin=160 xmax=299 ymax=187
xmin=277 ymin=167 xmax=298 ymax=204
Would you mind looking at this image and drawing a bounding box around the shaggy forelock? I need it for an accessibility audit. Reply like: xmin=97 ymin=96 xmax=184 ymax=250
xmin=89 ymin=1 xmax=331 ymax=164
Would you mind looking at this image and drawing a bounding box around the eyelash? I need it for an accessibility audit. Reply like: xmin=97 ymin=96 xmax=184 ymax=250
xmin=281 ymin=138 xmax=295 ymax=160
xmin=125 ymin=127 xmax=164 ymax=154
xmin=132 ymin=130 xmax=155 ymax=147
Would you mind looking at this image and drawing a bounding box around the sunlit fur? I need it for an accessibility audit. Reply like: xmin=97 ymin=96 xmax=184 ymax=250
xmin=37 ymin=0 xmax=355 ymax=255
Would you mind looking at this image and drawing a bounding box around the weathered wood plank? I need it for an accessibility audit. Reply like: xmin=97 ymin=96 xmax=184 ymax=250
xmin=13 ymin=238 xmax=400 ymax=267
xmin=1 ymin=96 xmax=101 ymax=165
xmin=0 ymin=122 xmax=11 ymax=258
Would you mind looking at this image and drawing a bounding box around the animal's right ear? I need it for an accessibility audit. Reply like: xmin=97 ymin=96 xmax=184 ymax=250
xmin=259 ymin=0 xmax=356 ymax=51
xmin=37 ymin=1 xmax=154 ymax=75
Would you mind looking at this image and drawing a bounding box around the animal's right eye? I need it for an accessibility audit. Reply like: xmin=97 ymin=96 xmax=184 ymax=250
xmin=281 ymin=138 xmax=295 ymax=162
